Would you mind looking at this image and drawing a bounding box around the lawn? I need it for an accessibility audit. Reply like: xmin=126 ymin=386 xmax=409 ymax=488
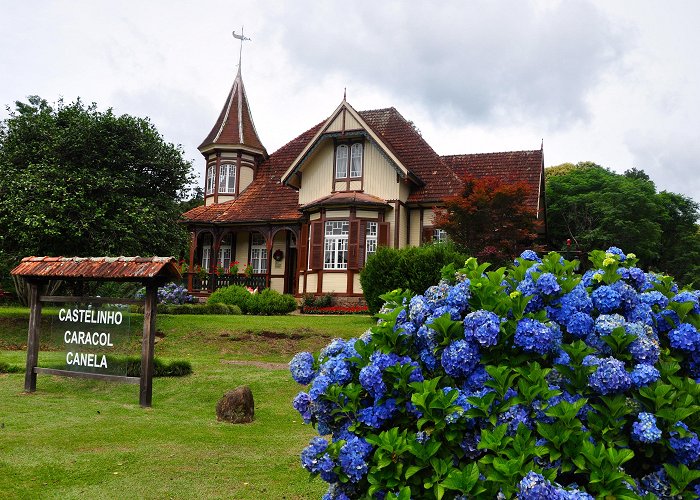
xmin=0 ymin=307 xmax=374 ymax=499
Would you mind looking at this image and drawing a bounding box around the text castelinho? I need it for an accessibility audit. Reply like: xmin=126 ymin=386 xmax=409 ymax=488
xmin=58 ymin=308 xmax=123 ymax=325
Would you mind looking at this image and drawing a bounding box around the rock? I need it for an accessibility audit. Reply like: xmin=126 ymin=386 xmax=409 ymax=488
xmin=216 ymin=386 xmax=254 ymax=424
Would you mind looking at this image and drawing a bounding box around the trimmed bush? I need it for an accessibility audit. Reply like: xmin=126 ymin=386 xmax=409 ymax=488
xmin=360 ymin=243 xmax=471 ymax=314
xmin=208 ymin=285 xmax=297 ymax=315
xmin=291 ymin=248 xmax=700 ymax=498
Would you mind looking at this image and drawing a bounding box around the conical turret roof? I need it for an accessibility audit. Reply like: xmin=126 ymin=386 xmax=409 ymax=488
xmin=199 ymin=67 xmax=266 ymax=154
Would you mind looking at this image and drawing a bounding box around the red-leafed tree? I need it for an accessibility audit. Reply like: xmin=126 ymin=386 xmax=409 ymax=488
xmin=433 ymin=176 xmax=541 ymax=263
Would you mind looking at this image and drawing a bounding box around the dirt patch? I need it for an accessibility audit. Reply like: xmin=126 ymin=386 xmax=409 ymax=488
xmin=221 ymin=360 xmax=288 ymax=370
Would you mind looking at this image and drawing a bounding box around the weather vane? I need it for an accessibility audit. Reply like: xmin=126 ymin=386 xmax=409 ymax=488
xmin=232 ymin=27 xmax=251 ymax=68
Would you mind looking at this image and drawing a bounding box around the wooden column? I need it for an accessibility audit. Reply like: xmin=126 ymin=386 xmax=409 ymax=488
xmin=188 ymin=231 xmax=196 ymax=291
xmin=139 ymin=284 xmax=157 ymax=407
xmin=24 ymin=282 xmax=42 ymax=393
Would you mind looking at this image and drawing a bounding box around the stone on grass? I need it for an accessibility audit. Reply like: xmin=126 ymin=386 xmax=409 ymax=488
xmin=216 ymin=385 xmax=254 ymax=424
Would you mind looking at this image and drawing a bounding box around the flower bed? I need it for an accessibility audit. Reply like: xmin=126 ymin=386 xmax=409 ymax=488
xmin=302 ymin=305 xmax=370 ymax=315
xmin=290 ymin=248 xmax=700 ymax=499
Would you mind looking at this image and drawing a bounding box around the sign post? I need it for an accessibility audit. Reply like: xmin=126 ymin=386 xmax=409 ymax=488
xmin=11 ymin=256 xmax=181 ymax=408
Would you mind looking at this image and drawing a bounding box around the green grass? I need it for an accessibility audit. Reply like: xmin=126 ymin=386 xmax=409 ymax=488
xmin=0 ymin=306 xmax=374 ymax=499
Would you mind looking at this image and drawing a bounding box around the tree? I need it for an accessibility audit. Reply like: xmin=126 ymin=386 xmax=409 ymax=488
xmin=433 ymin=176 xmax=541 ymax=263
xmin=546 ymin=162 xmax=700 ymax=285
xmin=0 ymin=96 xmax=196 ymax=280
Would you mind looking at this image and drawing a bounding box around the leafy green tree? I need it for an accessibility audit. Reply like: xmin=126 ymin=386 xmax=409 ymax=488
xmin=0 ymin=96 xmax=196 ymax=278
xmin=546 ymin=162 xmax=700 ymax=285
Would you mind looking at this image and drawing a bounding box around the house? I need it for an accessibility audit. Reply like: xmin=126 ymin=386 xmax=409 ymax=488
xmin=181 ymin=67 xmax=545 ymax=301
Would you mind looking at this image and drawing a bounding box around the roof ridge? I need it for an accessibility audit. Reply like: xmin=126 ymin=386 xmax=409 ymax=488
xmin=442 ymin=149 xmax=541 ymax=158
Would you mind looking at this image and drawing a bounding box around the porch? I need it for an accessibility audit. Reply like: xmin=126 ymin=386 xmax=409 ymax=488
xmin=183 ymin=272 xmax=268 ymax=296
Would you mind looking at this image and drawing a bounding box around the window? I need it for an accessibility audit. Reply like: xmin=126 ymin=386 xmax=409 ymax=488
xmin=335 ymin=142 xmax=363 ymax=179
xmin=218 ymin=245 xmax=231 ymax=269
xmin=350 ymin=143 xmax=363 ymax=177
xmin=201 ymin=246 xmax=211 ymax=271
xmin=219 ymin=163 xmax=236 ymax=194
xmin=206 ymin=165 xmax=215 ymax=195
xmin=335 ymin=145 xmax=348 ymax=178
xmin=324 ymin=221 xmax=349 ymax=269
xmin=433 ymin=228 xmax=448 ymax=243
xmin=250 ymin=233 xmax=267 ymax=274
xmin=365 ymin=221 xmax=378 ymax=261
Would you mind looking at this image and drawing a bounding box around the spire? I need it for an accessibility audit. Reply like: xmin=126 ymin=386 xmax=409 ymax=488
xmin=198 ymin=30 xmax=265 ymax=155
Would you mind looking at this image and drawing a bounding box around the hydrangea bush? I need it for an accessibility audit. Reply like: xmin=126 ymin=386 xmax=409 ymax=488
xmin=290 ymin=248 xmax=700 ymax=499
xmin=135 ymin=282 xmax=196 ymax=305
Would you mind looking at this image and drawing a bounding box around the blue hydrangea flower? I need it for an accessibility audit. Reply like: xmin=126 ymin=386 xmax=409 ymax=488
xmin=514 ymin=318 xmax=562 ymax=355
xmin=301 ymin=436 xmax=336 ymax=481
xmin=536 ymin=272 xmax=561 ymax=296
xmin=606 ymin=246 xmax=626 ymax=261
xmin=446 ymin=279 xmax=471 ymax=312
xmin=519 ymin=250 xmax=542 ymax=262
xmin=628 ymin=323 xmax=660 ymax=365
xmin=639 ymin=468 xmax=671 ymax=497
xmin=627 ymin=303 xmax=654 ymax=325
xmin=463 ymin=309 xmax=502 ymax=347
xmin=424 ymin=280 xmax=451 ymax=306
xmin=631 ymin=412 xmax=662 ymax=443
xmin=408 ymin=295 xmax=429 ymax=324
xmin=463 ymin=365 xmax=491 ymax=391
xmin=669 ymin=422 xmax=700 ymax=465
xmin=630 ymin=364 xmax=660 ymax=388
xmin=319 ymin=357 xmax=353 ymax=385
xmin=669 ymin=323 xmax=700 ymax=352
xmin=612 ymin=281 xmax=639 ymax=312
xmin=595 ymin=314 xmax=626 ymax=337
xmin=640 ymin=291 xmax=669 ymax=309
xmin=581 ymin=269 xmax=604 ymax=287
xmin=359 ymin=364 xmax=385 ymax=400
xmin=339 ymin=435 xmax=373 ymax=483
xmin=618 ymin=266 xmax=647 ymax=291
xmin=290 ymin=352 xmax=316 ymax=385
xmin=566 ymin=312 xmax=594 ymax=338
xmin=588 ymin=357 xmax=632 ymax=395
xmin=441 ymin=339 xmax=480 ymax=378
xmin=293 ymin=392 xmax=313 ymax=422
xmin=518 ymin=471 xmax=557 ymax=499
xmin=655 ymin=309 xmax=681 ymax=334
xmin=672 ymin=291 xmax=700 ymax=314
xmin=592 ymin=285 xmax=622 ymax=314
xmin=516 ymin=277 xmax=545 ymax=313
xmin=497 ymin=404 xmax=531 ymax=435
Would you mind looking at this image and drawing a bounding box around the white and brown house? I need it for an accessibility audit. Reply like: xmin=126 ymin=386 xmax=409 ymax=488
xmin=181 ymin=68 xmax=546 ymax=300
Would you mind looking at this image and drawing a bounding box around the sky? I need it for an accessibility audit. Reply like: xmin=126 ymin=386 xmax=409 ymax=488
xmin=1 ymin=0 xmax=699 ymax=202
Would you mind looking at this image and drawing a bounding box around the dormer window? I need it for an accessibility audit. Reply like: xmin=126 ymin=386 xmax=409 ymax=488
xmin=219 ymin=163 xmax=236 ymax=194
xmin=335 ymin=142 xmax=363 ymax=179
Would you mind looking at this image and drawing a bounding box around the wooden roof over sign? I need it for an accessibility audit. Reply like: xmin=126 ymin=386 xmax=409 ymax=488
xmin=10 ymin=256 xmax=181 ymax=282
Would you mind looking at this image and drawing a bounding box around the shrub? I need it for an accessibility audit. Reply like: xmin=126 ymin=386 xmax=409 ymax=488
xmin=291 ymin=248 xmax=700 ymax=498
xmin=209 ymin=285 xmax=296 ymax=315
xmin=360 ymin=243 xmax=471 ymax=314
xmin=0 ymin=361 xmax=22 ymax=373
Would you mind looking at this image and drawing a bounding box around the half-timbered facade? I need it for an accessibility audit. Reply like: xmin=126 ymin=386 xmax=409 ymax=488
xmin=181 ymin=69 xmax=546 ymax=300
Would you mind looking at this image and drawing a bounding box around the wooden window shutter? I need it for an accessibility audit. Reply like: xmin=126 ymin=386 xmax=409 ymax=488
xmin=378 ymin=222 xmax=391 ymax=247
xmin=348 ymin=220 xmax=361 ymax=269
xmin=422 ymin=227 xmax=434 ymax=244
xmin=297 ymin=224 xmax=309 ymax=274
xmin=309 ymin=220 xmax=324 ymax=270
xmin=357 ymin=220 xmax=367 ymax=268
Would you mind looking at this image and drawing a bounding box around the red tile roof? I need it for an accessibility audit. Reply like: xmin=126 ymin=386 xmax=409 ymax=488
xmin=199 ymin=68 xmax=265 ymax=153
xmin=442 ymin=150 xmax=544 ymax=214
xmin=183 ymin=123 xmax=323 ymax=224
xmin=359 ymin=108 xmax=463 ymax=203
xmin=11 ymin=256 xmax=181 ymax=281
xmin=301 ymin=192 xmax=391 ymax=211
xmin=183 ymin=106 xmax=544 ymax=225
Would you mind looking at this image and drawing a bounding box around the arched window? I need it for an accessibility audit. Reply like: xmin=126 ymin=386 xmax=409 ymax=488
xmin=335 ymin=145 xmax=348 ymax=179
xmin=350 ymin=143 xmax=363 ymax=178
xmin=219 ymin=164 xmax=236 ymax=194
